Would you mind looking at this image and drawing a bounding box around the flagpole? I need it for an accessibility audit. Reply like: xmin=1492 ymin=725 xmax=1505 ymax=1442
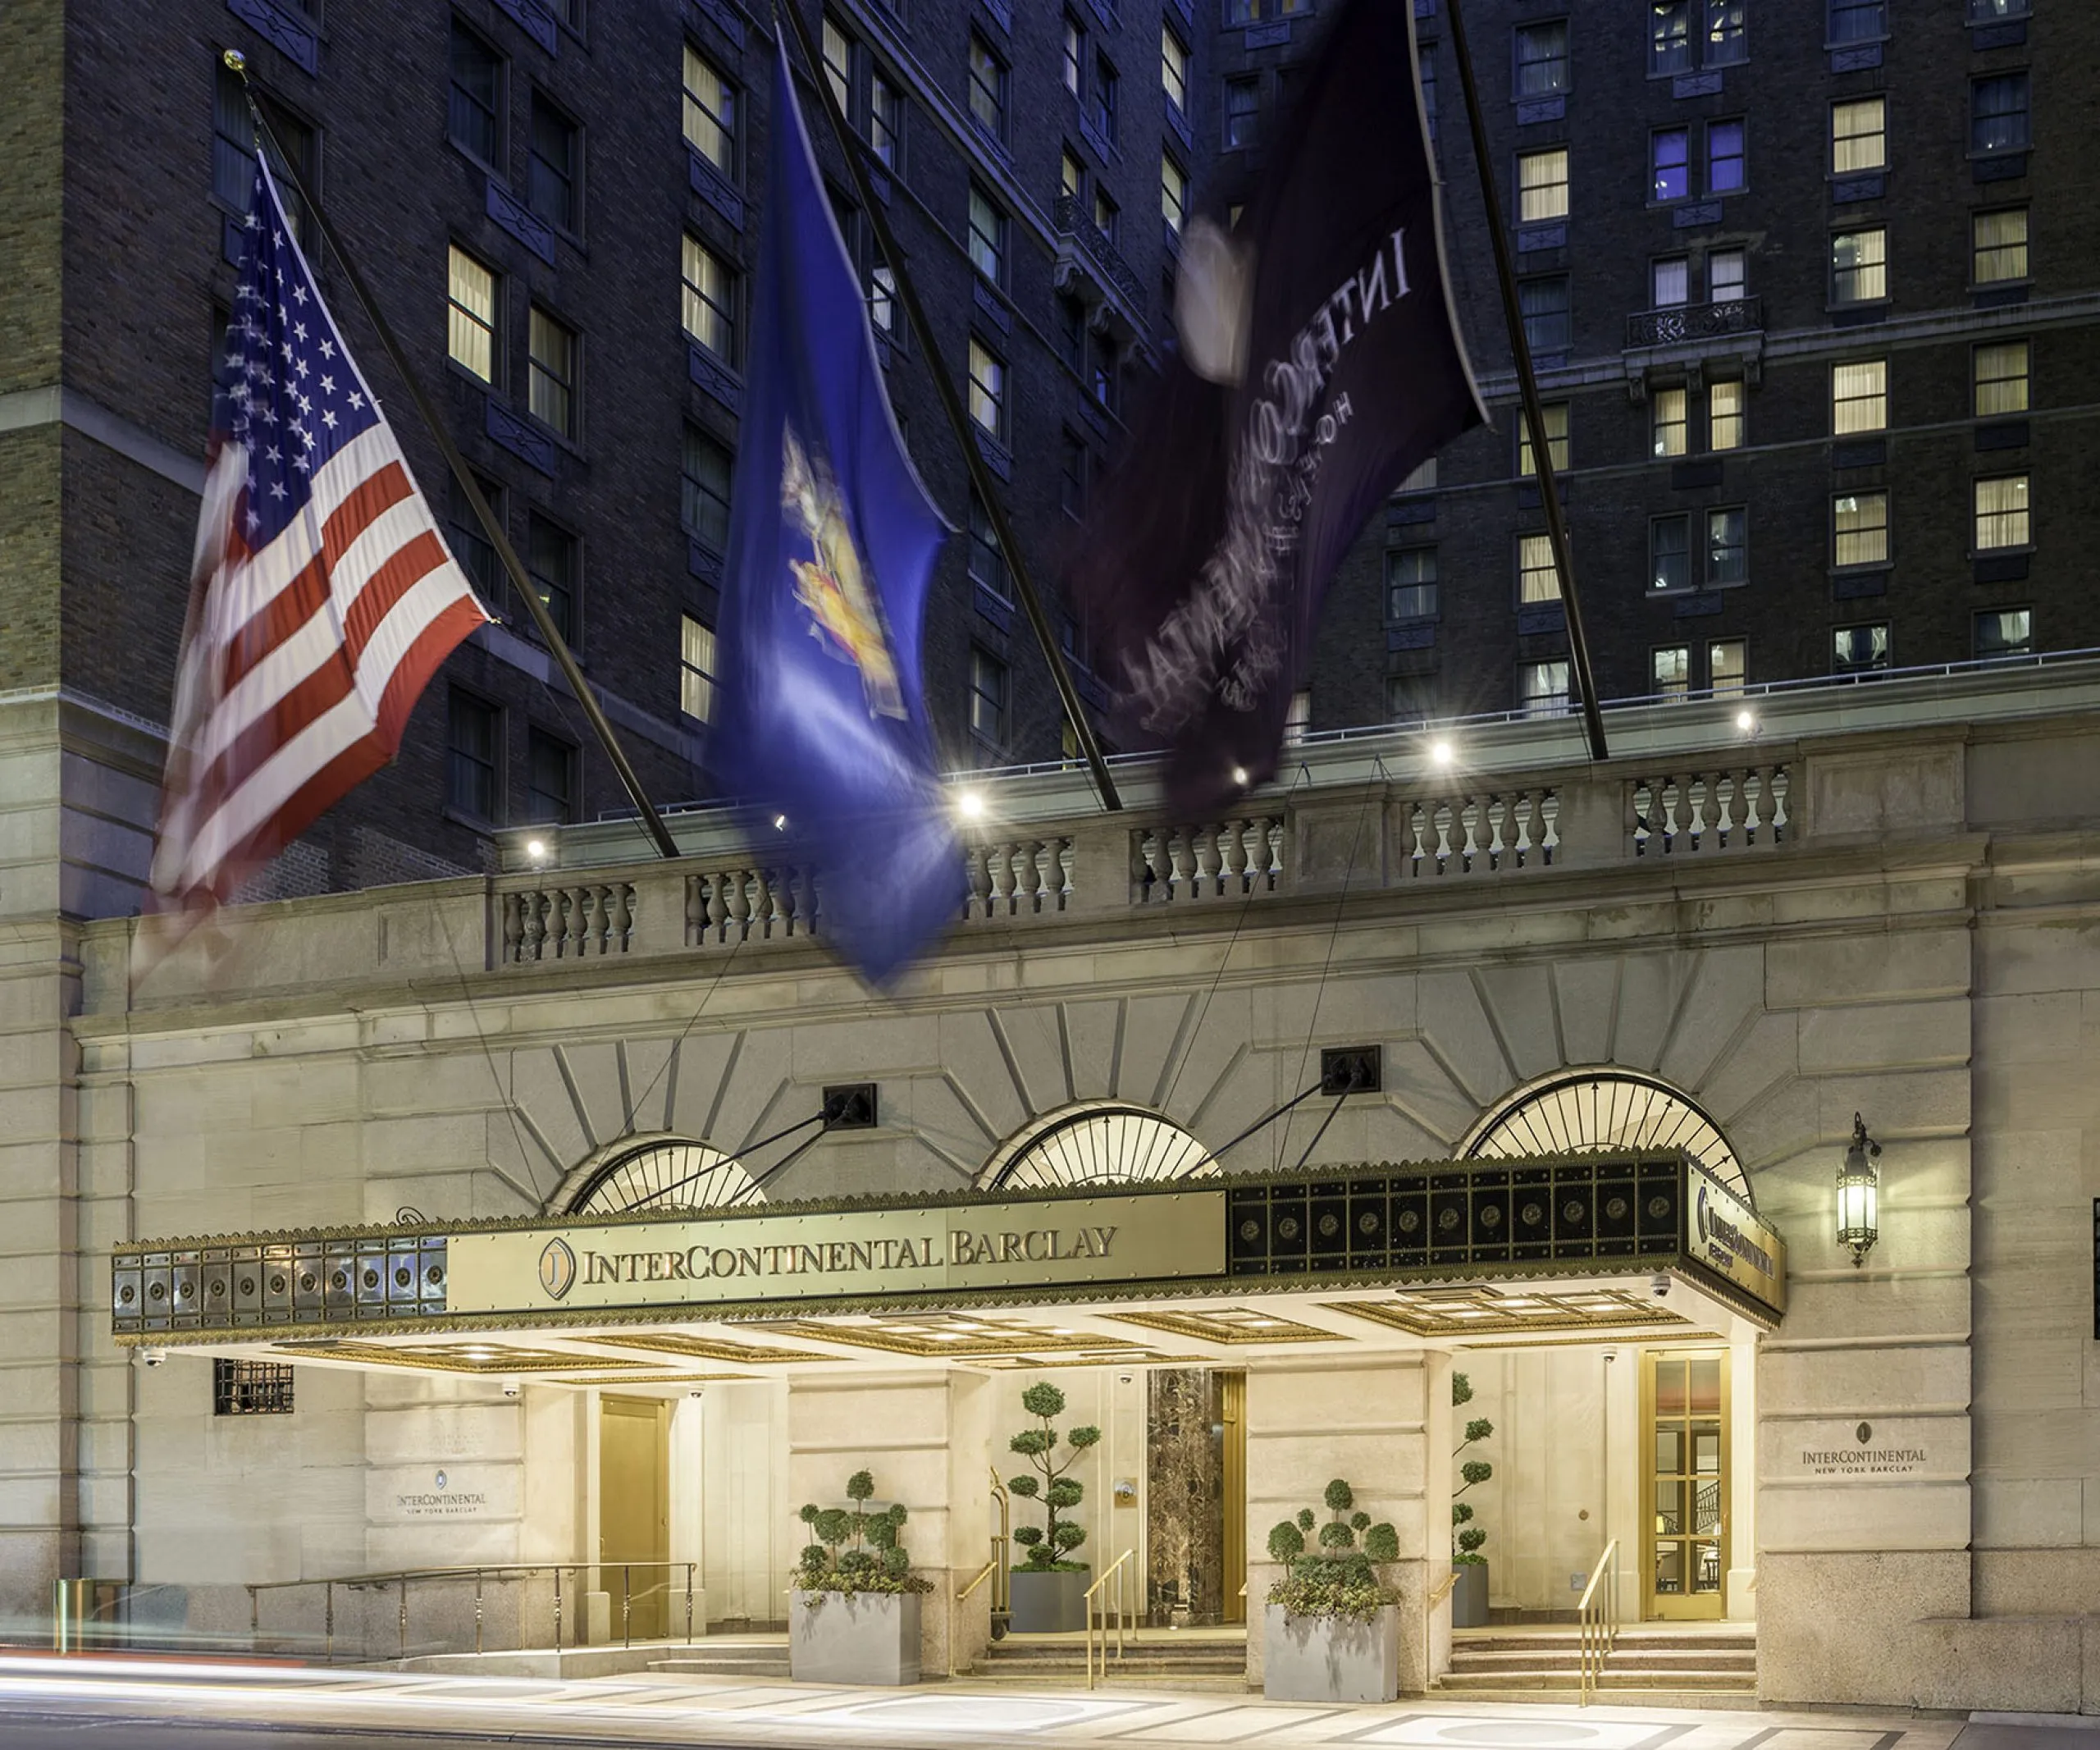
xmin=770 ymin=4 xmax=1124 ymax=814
xmin=224 ymin=52 xmax=682 ymax=861
xmin=1444 ymin=3 xmax=1609 ymax=762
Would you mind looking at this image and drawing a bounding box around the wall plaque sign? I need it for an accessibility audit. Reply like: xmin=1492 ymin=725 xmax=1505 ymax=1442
xmin=1683 ymin=1164 xmax=1786 ymax=1314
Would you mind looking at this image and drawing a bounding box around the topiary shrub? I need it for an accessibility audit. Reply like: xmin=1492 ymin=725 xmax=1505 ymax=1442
xmin=1451 ymin=1371 xmax=1495 ymax=1567
xmin=1008 ymin=1381 xmax=1100 ymax=1573
xmin=1265 ymin=1478 xmax=1399 ymax=1623
xmin=792 ymin=1471 xmax=933 ymax=1601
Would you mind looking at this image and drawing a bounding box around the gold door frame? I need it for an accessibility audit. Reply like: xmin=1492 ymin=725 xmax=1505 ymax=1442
xmin=1640 ymin=1349 xmax=1729 ymax=1621
xmin=599 ymin=1394 xmax=672 ymax=1639
xmin=1220 ymin=1371 xmax=1245 ymax=1624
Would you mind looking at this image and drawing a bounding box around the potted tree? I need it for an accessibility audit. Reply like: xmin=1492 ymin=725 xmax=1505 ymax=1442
xmin=1450 ymin=1372 xmax=1494 ymax=1629
xmin=1006 ymin=1381 xmax=1100 ymax=1633
xmin=1264 ymin=1478 xmax=1402 ymax=1702
xmin=788 ymin=1469 xmax=933 ymax=1684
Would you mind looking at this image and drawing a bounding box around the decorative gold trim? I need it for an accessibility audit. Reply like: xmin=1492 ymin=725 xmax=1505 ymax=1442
xmin=1324 ymin=1291 xmax=1691 ymax=1339
xmin=268 ymin=1340 xmax=655 ymax=1374
xmin=750 ymin=1318 xmax=1125 ymax=1359
xmin=1105 ymin=1309 xmax=1337 ymax=1345
xmin=587 ymin=1332 xmax=844 ymax=1365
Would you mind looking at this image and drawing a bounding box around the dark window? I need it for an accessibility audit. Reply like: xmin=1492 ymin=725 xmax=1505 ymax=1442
xmin=969 ymin=647 xmax=1009 ymax=749
xmin=1650 ymin=514 xmax=1690 ymax=594
xmin=447 ymin=474 xmax=504 ymax=598
xmin=968 ymin=32 xmax=1008 ymax=140
xmin=682 ymin=426 xmax=733 ymax=551
xmin=1971 ymin=74 xmax=2029 ymax=155
xmin=1225 ymin=76 xmax=1259 ymax=150
xmin=526 ymin=728 xmax=577 ymax=825
xmin=213 ymin=1359 xmax=294 ymax=1416
xmin=528 ymin=93 xmax=580 ymax=233
xmin=1708 ymin=120 xmax=1745 ymax=193
xmin=1060 ymin=431 xmax=1088 ymax=520
xmin=1093 ymin=53 xmax=1118 ymax=143
xmin=1967 ymin=0 xmax=2029 ymax=17
xmin=1974 ymin=608 xmax=2032 ymax=660
xmin=1514 ymin=20 xmax=1569 ymax=95
xmin=1518 ymin=276 xmax=1570 ymax=355
xmin=1386 ymin=674 xmax=1436 ymax=726
xmin=1705 ymin=0 xmax=1747 ymax=65
xmin=1652 ymin=127 xmax=1689 ymax=202
xmin=1089 ymin=330 xmax=1119 ymax=413
xmin=1093 ymin=186 xmax=1119 ymax=246
xmin=968 ymin=185 xmax=1007 ymax=286
xmin=526 ymin=512 xmax=579 ymax=646
xmin=1057 ymin=295 xmax=1086 ymax=376
xmin=1833 ymin=623 xmax=1890 ymax=673
xmin=447 ymin=689 xmax=500 ymax=820
xmin=1418 ymin=48 xmax=1437 ymax=140
xmin=528 ymin=307 xmax=579 ymax=437
xmin=212 ymin=62 xmax=255 ymax=208
xmin=449 ymin=19 xmax=504 ymax=166
xmin=1386 ymin=547 xmax=1438 ymax=620
xmin=870 ymin=70 xmax=902 ymax=170
xmin=1650 ymin=2 xmax=1691 ymax=75
xmin=1828 ymin=0 xmax=1884 ymax=43
xmin=968 ymin=491 xmax=1008 ymax=599
xmin=214 ymin=67 xmax=319 ymax=246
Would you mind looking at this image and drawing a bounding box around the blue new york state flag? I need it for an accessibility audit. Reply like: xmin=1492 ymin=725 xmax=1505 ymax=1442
xmin=707 ymin=34 xmax=959 ymax=987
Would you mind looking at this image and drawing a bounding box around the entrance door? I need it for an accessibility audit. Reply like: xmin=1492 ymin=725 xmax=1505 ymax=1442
xmin=1642 ymin=1350 xmax=1728 ymax=1620
xmin=600 ymin=1395 xmax=670 ymax=1638
xmin=1220 ymin=1372 xmax=1245 ymax=1624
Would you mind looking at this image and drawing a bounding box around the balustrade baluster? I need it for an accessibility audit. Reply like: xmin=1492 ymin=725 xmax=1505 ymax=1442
xmin=1744 ymin=769 xmax=1769 ymax=843
xmin=1402 ymin=801 xmax=1427 ymax=878
xmin=1660 ymin=779 xmax=1683 ymax=852
xmin=1029 ymin=842 xmax=1052 ymax=914
xmin=582 ymin=886 xmax=606 ymax=953
xmin=1457 ymin=798 xmax=1481 ymax=873
xmin=501 ymin=895 xmax=524 ymax=963
xmin=684 ymin=876 xmax=705 ymax=948
xmin=1485 ymin=796 xmax=1508 ymax=870
xmin=1219 ymin=819 xmax=1249 ymax=893
xmin=706 ymin=871 xmax=730 ymax=943
xmin=1714 ymin=772 xmax=1739 ymax=848
xmin=1512 ymin=793 xmax=1536 ymax=867
xmin=1264 ymin=817 xmax=1285 ymax=888
xmin=1159 ymin=828 xmax=1185 ymax=900
xmin=1632 ymin=779 xmax=1655 ymax=857
xmin=1134 ymin=830 xmax=1161 ymax=903
xmin=725 ymin=870 xmax=751 ymax=941
xmin=1540 ymin=790 xmax=1560 ymax=863
xmin=1056 ymin=839 xmax=1074 ymax=909
xmin=1431 ymin=801 xmax=1454 ymax=874
xmin=1769 ymin=766 xmax=1791 ymax=840
xmin=1193 ymin=825 xmax=1221 ymax=898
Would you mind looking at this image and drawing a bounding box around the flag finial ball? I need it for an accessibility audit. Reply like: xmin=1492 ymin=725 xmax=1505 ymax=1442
xmin=222 ymin=48 xmax=247 ymax=74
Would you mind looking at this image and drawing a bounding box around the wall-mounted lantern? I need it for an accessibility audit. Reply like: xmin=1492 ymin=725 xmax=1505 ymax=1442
xmin=1837 ymin=1113 xmax=1881 ymax=1268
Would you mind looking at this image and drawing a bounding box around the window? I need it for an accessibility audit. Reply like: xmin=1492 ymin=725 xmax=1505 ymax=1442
xmin=1093 ymin=53 xmax=1118 ymax=143
xmin=1653 ymin=386 xmax=1688 ymax=457
xmin=1832 ymin=97 xmax=1884 ymax=174
xmin=1653 ymin=646 xmax=1691 ymax=701
xmin=1707 ymin=507 xmax=1746 ymax=586
xmin=1650 ymin=1 xmax=1691 ymax=75
xmin=527 ymin=94 xmax=580 ymax=235
xmin=449 ymin=22 xmax=503 ymax=166
xmin=683 ymin=46 xmax=737 ymax=176
xmin=1708 ymin=120 xmax=1745 ymax=193
xmin=1833 ymin=490 xmax=1888 ymax=567
xmin=1285 ymin=688 xmax=1312 ymax=742
xmin=967 ymin=490 xmax=1008 ymax=598
xmin=1974 ymin=340 xmax=2029 ymax=417
xmin=1225 ymin=76 xmax=1259 ymax=149
xmin=1651 ymin=514 xmax=1690 ymax=592
xmin=1060 ymin=432 xmax=1089 ymax=520
xmin=1162 ymin=24 xmax=1189 ymax=116
xmin=1705 ymin=0 xmax=1747 ymax=65
xmin=1056 ymin=295 xmax=1085 ymax=375
xmin=1518 ymin=533 xmax=1561 ymax=602
xmin=1396 ymin=457 xmax=1438 ymax=496
xmin=1828 ymin=0 xmax=1885 ymax=44
xmin=1831 ymin=359 xmax=1886 ymax=434
xmin=212 ymin=62 xmax=253 ymax=209
xmin=1974 ymin=608 xmax=2031 ymax=660
xmin=1968 ymin=0 xmax=2029 ymax=18
xmin=969 ymin=647 xmax=1008 ymax=748
xmin=1162 ymin=154 xmax=1189 ymax=238
xmin=1093 ymin=186 xmax=1119 ymax=245
xmin=1709 ymin=380 xmax=1745 ymax=450
xmin=1710 ymin=638 xmax=1746 ymax=695
xmin=1652 ymin=257 xmax=1689 ymax=308
xmin=967 ymin=340 xmax=1006 ymax=439
xmin=870 ymin=71 xmax=902 ymax=169
xmin=967 ymin=185 xmax=1007 ymax=286
xmin=1973 ymin=208 xmax=2028 ymax=285
xmin=681 ymin=617 xmax=717 ymax=722
xmin=1971 ymin=74 xmax=2029 ymax=154
xmin=822 ymin=17 xmax=853 ymax=113
xmin=526 ymin=512 xmax=578 ymax=645
xmin=447 ymin=689 xmax=499 ymax=820
xmin=1652 ymin=129 xmax=1689 ymax=203
xmin=1833 ymin=623 xmax=1889 ymax=674
xmin=446 ymin=246 xmax=498 ymax=382
xmin=1089 ymin=331 xmax=1119 ymax=412
xmin=527 ymin=729 xmax=576 ymax=825
xmin=968 ymin=34 xmax=1007 ymax=139
xmin=1518 ymin=402 xmax=1569 ymax=475
xmin=446 ymin=473 xmax=503 ymax=597
xmin=1061 ymin=149 xmax=1085 ymax=205
xmin=1387 ymin=548 xmax=1437 ymax=620
xmin=1974 ymin=474 xmax=2029 ymax=551
xmin=1519 ymin=277 xmax=1570 ymax=356
xmin=1062 ymin=15 xmax=1084 ymax=97
xmin=1521 ymin=660 xmax=1572 ymax=718
xmin=1831 ymin=228 xmax=1886 ymax=304
xmin=1709 ymin=248 xmax=1746 ymax=302
xmin=682 ymin=235 xmax=736 ymax=362
xmin=682 ymin=426 xmax=732 ymax=550
xmin=824 ymin=21 xmax=902 ymax=168
xmin=1515 ymin=21 xmax=1569 ymax=95
xmin=527 ymin=307 xmax=578 ymax=438
xmin=1518 ymin=149 xmax=1568 ymax=223
xmin=214 ymin=1359 xmax=294 ymax=1416
xmin=1386 ymin=675 xmax=1435 ymax=726
xmin=1419 ymin=49 xmax=1438 ymax=141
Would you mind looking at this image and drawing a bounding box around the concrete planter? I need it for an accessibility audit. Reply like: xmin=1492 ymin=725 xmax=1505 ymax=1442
xmin=1263 ymin=1602 xmax=1399 ymax=1703
xmin=1451 ymin=1561 xmax=1490 ymax=1628
xmin=1008 ymin=1567 xmax=1089 ymax=1633
xmin=788 ymin=1589 xmax=921 ymax=1685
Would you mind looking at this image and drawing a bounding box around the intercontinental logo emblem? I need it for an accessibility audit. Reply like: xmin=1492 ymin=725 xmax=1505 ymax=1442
xmin=539 ymin=1237 xmax=578 ymax=1301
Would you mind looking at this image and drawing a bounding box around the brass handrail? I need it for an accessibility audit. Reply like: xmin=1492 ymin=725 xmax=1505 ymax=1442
xmin=956 ymin=1534 xmax=1008 ymax=1602
xmin=1084 ymin=1547 xmax=1136 ymax=1690
xmin=1576 ymin=1539 xmax=1620 ymax=1706
xmin=988 ymin=1471 xmax=1011 ymax=1617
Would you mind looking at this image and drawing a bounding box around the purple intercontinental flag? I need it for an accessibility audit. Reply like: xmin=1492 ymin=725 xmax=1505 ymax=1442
xmin=1068 ymin=0 xmax=1485 ymax=817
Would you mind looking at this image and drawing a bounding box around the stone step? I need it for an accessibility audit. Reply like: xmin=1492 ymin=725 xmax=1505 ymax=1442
xmin=1438 ymin=1668 xmax=1757 ymax=1693
xmin=1431 ymin=1684 xmax=1760 ymax=1710
xmin=1454 ymin=1629 xmax=1756 ymax=1649
xmin=1451 ymin=1649 xmax=1758 ymax=1672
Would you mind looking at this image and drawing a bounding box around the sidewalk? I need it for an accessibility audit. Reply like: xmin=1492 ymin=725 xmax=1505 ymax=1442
xmin=6 ymin=1655 xmax=2093 ymax=1750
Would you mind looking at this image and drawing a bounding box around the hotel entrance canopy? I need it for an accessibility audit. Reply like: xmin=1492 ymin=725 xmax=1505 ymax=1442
xmin=112 ymin=1151 xmax=1785 ymax=1382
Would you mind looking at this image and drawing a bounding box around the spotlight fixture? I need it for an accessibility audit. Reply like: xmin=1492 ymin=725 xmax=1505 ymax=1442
xmin=525 ymin=838 xmax=547 ymax=861
xmin=956 ymin=789 xmax=986 ymax=820
xmin=1735 ymin=708 xmax=1757 ymax=733
xmin=1231 ymin=765 xmax=1249 ymax=787
xmin=772 ymin=813 xmax=788 ymax=831
xmin=1431 ymin=739 xmax=1454 ymax=768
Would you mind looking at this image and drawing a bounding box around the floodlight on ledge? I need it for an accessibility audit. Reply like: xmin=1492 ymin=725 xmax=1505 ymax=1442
xmin=525 ymin=838 xmax=548 ymax=862
xmin=1735 ymin=708 xmax=1758 ymax=733
xmin=1231 ymin=765 xmax=1249 ymax=787
xmin=772 ymin=813 xmax=788 ymax=831
xmin=956 ymin=788 xmax=986 ymax=820
xmin=1430 ymin=739 xmax=1455 ymax=769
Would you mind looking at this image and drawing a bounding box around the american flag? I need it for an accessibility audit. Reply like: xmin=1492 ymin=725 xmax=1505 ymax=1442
xmin=147 ymin=160 xmax=489 ymax=932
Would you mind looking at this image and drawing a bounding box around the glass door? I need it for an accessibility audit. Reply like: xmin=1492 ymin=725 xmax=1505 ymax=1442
xmin=1642 ymin=1350 xmax=1727 ymax=1620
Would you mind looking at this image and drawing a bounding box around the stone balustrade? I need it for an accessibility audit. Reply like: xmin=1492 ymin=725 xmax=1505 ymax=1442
xmin=1133 ymin=817 xmax=1286 ymax=903
xmin=683 ymin=865 xmax=820 ymax=946
xmin=1630 ymin=765 xmax=1790 ymax=857
xmin=500 ymin=881 xmax=637 ymax=962
xmin=1392 ymin=788 xmax=1559 ymax=879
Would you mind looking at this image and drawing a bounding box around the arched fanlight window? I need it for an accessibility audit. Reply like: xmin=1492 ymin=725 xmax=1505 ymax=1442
xmin=979 ymin=1103 xmax=1217 ymax=1191
xmin=1459 ymin=1070 xmax=1751 ymax=1204
xmin=552 ymin=1135 xmax=765 ymax=1217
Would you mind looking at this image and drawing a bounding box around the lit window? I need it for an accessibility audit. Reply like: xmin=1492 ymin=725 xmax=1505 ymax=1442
xmin=1386 ymin=547 xmax=1437 ymax=620
xmin=527 ymin=306 xmax=578 ymax=438
xmin=1709 ymin=248 xmax=1746 ymax=302
xmin=683 ymin=45 xmax=737 ymax=176
xmin=967 ymin=340 xmax=1006 ymax=439
xmin=967 ymin=185 xmax=1007 ymax=286
xmin=1093 ymin=186 xmax=1118 ymax=246
xmin=1974 ymin=475 xmax=2029 ymax=551
xmin=1833 ymin=623 xmax=1889 ymax=674
xmin=447 ymin=689 xmax=499 ymax=820
xmin=1831 ymin=359 xmax=1887 ymax=435
xmin=1653 ymin=386 xmax=1688 ymax=458
xmin=1285 ymin=688 xmax=1312 ymax=742
xmin=1971 ymin=73 xmax=2029 ymax=155
xmin=869 ymin=260 xmax=896 ymax=336
xmin=1973 ymin=208 xmax=2028 ymax=285
xmin=1652 ymin=127 xmax=1689 ymax=202
xmin=1653 ymin=646 xmax=1691 ymax=701
xmin=822 ymin=19 xmax=853 ymax=115
xmin=1650 ymin=1 xmax=1691 ymax=75
xmin=1061 ymin=149 xmax=1085 ymax=204
xmin=1707 ymin=507 xmax=1746 ymax=587
xmin=1652 ymin=257 xmax=1689 ymax=308
xmin=527 ymin=727 xmax=577 ymax=825
xmin=1162 ymin=154 xmax=1189 ymax=237
xmin=526 ymin=512 xmax=578 ymax=646
xmin=968 ymin=33 xmax=1007 ymax=139
xmin=1520 ymin=660 xmax=1571 ymax=718
xmin=1651 ymin=514 xmax=1689 ymax=592
xmin=1709 ymin=380 xmax=1745 ymax=451
xmin=1518 ymin=149 xmax=1568 ymax=223
xmin=967 ymin=490 xmax=1008 ymax=598
xmin=1518 ymin=533 xmax=1561 ymax=602
xmin=1710 ymin=638 xmax=1746 ymax=695
xmin=1974 ymin=607 xmax=2031 ymax=660
xmin=1061 ymin=15 xmax=1084 ymax=97
xmin=1705 ymin=0 xmax=1746 ymax=65
xmin=1833 ymin=491 xmax=1888 ymax=568
xmin=446 ymin=246 xmax=497 ymax=383
xmin=1162 ymin=23 xmax=1189 ymax=115
xmin=869 ymin=71 xmax=902 ymax=168
xmin=1832 ymin=97 xmax=1884 ymax=173
xmin=681 ymin=617 xmax=717 ymax=722
xmin=1974 ymin=340 xmax=2029 ymax=418
xmin=969 ymin=647 xmax=1008 ymax=748
xmin=1831 ymin=227 xmax=1886 ymax=304
xmin=1518 ymin=402 xmax=1569 ymax=476
xmin=1967 ymin=0 xmax=2029 ymax=18
xmin=681 ymin=235 xmax=736 ymax=362
xmin=1515 ymin=21 xmax=1569 ymax=94
xmin=1225 ymin=76 xmax=1259 ymax=149
xmin=1519 ymin=277 xmax=1570 ymax=355
xmin=528 ymin=93 xmax=580 ymax=234
xmin=449 ymin=20 xmax=503 ymax=166
xmin=681 ymin=425 xmax=732 ymax=551
xmin=1707 ymin=120 xmax=1745 ymax=194
xmin=1828 ymin=0 xmax=1885 ymax=44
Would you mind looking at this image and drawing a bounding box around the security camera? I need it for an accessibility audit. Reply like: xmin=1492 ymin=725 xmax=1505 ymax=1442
xmin=687 ymin=1387 xmax=705 ymax=1400
xmin=142 ymin=1347 xmax=167 ymax=1368
xmin=500 ymin=1378 xmax=522 ymax=1399
xmin=1650 ymin=1273 xmax=1672 ymax=1300
xmin=1117 ymin=1373 xmax=1134 ymax=1386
